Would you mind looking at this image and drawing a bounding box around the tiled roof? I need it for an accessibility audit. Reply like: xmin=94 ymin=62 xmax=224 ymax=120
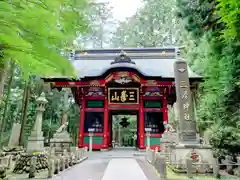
xmin=72 ymin=48 xmax=201 ymax=78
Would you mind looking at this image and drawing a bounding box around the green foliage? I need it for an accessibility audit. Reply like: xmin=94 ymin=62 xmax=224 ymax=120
xmin=177 ymin=0 xmax=240 ymax=156
xmin=216 ymin=0 xmax=240 ymax=41
xmin=110 ymin=0 xmax=182 ymax=47
xmin=176 ymin=0 xmax=220 ymax=40
xmin=0 ymin=0 xmax=89 ymax=77
xmin=74 ymin=2 xmax=115 ymax=48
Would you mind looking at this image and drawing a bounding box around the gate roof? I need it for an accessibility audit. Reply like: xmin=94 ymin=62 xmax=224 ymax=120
xmin=71 ymin=48 xmax=201 ymax=79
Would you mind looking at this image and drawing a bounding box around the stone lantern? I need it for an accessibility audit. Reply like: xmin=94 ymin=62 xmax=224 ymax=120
xmin=27 ymin=92 xmax=48 ymax=153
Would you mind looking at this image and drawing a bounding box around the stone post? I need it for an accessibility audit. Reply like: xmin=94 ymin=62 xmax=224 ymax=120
xmin=212 ymin=158 xmax=220 ymax=178
xmin=145 ymin=128 xmax=151 ymax=151
xmin=48 ymin=159 xmax=54 ymax=178
xmin=28 ymin=156 xmax=37 ymax=178
xmin=60 ymin=155 xmax=65 ymax=171
xmin=65 ymin=156 xmax=69 ymax=169
xmin=237 ymin=157 xmax=240 ymax=174
xmin=151 ymin=148 xmax=158 ymax=165
xmin=76 ymin=149 xmax=79 ymax=161
xmin=226 ymin=155 xmax=233 ymax=173
xmin=54 ymin=159 xmax=60 ymax=174
xmin=77 ymin=148 xmax=81 ymax=160
xmin=27 ymin=93 xmax=48 ymax=153
xmin=88 ymin=128 xmax=95 ymax=153
xmin=69 ymin=154 xmax=73 ymax=166
xmin=147 ymin=133 xmax=150 ymax=150
xmin=186 ymin=158 xmax=193 ymax=178
xmin=89 ymin=135 xmax=93 ymax=152
xmin=157 ymin=155 xmax=167 ymax=180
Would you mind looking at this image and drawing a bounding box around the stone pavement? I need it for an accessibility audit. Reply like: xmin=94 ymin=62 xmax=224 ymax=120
xmin=50 ymin=148 xmax=159 ymax=180
xmin=101 ymin=158 xmax=148 ymax=180
xmin=50 ymin=158 xmax=109 ymax=180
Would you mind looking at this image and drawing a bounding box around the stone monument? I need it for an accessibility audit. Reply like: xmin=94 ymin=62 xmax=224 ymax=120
xmin=160 ymin=124 xmax=177 ymax=153
xmin=170 ymin=51 xmax=214 ymax=173
xmin=8 ymin=123 xmax=21 ymax=148
xmin=26 ymin=92 xmax=47 ymax=153
xmin=2 ymin=123 xmax=23 ymax=155
xmin=50 ymin=121 xmax=72 ymax=155
xmin=13 ymin=93 xmax=48 ymax=174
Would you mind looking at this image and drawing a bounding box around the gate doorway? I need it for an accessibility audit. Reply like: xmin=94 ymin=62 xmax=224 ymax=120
xmin=109 ymin=110 xmax=139 ymax=149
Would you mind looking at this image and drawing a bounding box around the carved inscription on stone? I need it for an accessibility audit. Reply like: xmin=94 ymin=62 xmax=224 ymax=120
xmin=174 ymin=61 xmax=197 ymax=142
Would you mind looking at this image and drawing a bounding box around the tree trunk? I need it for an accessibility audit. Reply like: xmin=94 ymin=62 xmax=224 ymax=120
xmin=0 ymin=57 xmax=9 ymax=102
xmin=149 ymin=16 xmax=156 ymax=47
xmin=0 ymin=61 xmax=15 ymax=146
xmin=61 ymin=90 xmax=69 ymax=125
xmin=19 ymin=79 xmax=31 ymax=146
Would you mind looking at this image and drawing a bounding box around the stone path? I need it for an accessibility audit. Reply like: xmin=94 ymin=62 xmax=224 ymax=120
xmin=101 ymin=158 xmax=148 ymax=180
xmin=50 ymin=149 xmax=159 ymax=180
xmin=51 ymin=158 xmax=109 ymax=180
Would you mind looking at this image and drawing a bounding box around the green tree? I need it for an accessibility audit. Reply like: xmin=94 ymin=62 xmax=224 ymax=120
xmin=216 ymin=0 xmax=240 ymax=41
xmin=74 ymin=2 xmax=116 ymax=48
xmin=177 ymin=0 xmax=240 ymax=157
xmin=111 ymin=0 xmax=182 ymax=47
xmin=0 ymin=0 xmax=89 ymax=100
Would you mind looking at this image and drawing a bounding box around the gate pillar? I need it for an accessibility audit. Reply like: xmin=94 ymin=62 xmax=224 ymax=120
xmin=139 ymin=96 xmax=145 ymax=149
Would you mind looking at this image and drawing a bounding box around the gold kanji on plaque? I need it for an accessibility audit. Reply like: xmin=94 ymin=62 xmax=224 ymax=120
xmin=129 ymin=91 xmax=135 ymax=101
xmin=108 ymin=87 xmax=139 ymax=104
xmin=111 ymin=92 xmax=119 ymax=101
xmin=120 ymin=90 xmax=128 ymax=102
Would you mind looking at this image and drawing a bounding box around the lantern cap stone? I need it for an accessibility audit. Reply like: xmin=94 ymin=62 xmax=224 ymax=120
xmin=36 ymin=92 xmax=48 ymax=104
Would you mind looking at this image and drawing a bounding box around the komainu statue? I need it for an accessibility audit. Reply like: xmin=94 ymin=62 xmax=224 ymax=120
xmin=166 ymin=124 xmax=176 ymax=133
xmin=56 ymin=121 xmax=68 ymax=133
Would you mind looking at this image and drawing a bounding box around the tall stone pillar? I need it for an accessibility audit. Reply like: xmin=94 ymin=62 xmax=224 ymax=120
xmin=27 ymin=92 xmax=48 ymax=153
xmin=172 ymin=49 xmax=213 ymax=171
xmin=174 ymin=60 xmax=197 ymax=144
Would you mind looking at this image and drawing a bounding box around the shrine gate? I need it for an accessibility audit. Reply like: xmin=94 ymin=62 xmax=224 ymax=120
xmin=42 ymin=48 xmax=202 ymax=150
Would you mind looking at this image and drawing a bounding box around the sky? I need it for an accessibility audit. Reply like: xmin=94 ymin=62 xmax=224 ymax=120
xmin=98 ymin=0 xmax=143 ymax=21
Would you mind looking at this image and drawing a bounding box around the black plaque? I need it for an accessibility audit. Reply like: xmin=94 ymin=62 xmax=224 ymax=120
xmin=108 ymin=87 xmax=139 ymax=104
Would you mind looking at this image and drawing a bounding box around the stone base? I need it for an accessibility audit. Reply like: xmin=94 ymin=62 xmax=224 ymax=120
xmin=2 ymin=146 xmax=23 ymax=153
xmin=100 ymin=148 xmax=109 ymax=152
xmin=13 ymin=153 xmax=48 ymax=174
xmin=1 ymin=146 xmax=24 ymax=161
xmin=26 ymin=136 xmax=44 ymax=153
xmin=170 ymin=143 xmax=214 ymax=173
xmin=0 ymin=165 xmax=6 ymax=179
xmin=50 ymin=131 xmax=72 ymax=155
xmin=138 ymin=148 xmax=146 ymax=152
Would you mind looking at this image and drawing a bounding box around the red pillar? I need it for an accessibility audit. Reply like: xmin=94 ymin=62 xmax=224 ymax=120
xmin=163 ymin=96 xmax=168 ymax=132
xmin=78 ymin=97 xmax=86 ymax=148
xmin=139 ymin=96 xmax=145 ymax=149
xmin=102 ymin=97 xmax=109 ymax=149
